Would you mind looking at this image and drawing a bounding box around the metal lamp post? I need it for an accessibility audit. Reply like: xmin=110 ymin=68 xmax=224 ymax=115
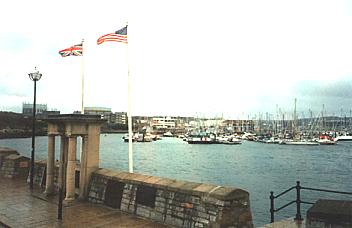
xmin=28 ymin=67 xmax=42 ymax=189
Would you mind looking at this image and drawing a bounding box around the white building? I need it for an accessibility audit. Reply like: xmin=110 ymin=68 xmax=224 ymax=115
xmin=22 ymin=103 xmax=47 ymax=116
xmin=151 ymin=116 xmax=177 ymax=129
xmin=84 ymin=107 xmax=112 ymax=121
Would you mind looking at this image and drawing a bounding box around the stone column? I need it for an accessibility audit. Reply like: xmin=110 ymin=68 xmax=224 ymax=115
xmin=44 ymin=135 xmax=55 ymax=195
xmin=79 ymin=135 xmax=88 ymax=199
xmin=65 ymin=136 xmax=77 ymax=201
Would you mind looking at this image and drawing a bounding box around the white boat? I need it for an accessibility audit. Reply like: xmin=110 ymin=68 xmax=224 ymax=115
xmin=279 ymin=139 xmax=319 ymax=146
xmin=241 ymin=132 xmax=256 ymax=141
xmin=216 ymin=135 xmax=242 ymax=145
xmin=122 ymin=133 xmax=153 ymax=142
xmin=187 ymin=132 xmax=216 ymax=144
xmin=334 ymin=134 xmax=352 ymax=142
xmin=122 ymin=133 xmax=136 ymax=142
xmin=163 ymin=131 xmax=173 ymax=137
xmin=222 ymin=138 xmax=242 ymax=145
xmin=265 ymin=137 xmax=281 ymax=144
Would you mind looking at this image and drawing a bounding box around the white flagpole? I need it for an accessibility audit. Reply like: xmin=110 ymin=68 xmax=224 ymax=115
xmin=79 ymin=39 xmax=85 ymax=163
xmin=126 ymin=23 xmax=133 ymax=173
xmin=81 ymin=39 xmax=85 ymax=114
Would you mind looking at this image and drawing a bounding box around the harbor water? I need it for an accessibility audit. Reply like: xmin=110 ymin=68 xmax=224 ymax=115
xmin=1 ymin=134 xmax=351 ymax=226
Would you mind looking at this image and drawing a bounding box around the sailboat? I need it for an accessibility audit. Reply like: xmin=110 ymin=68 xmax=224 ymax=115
xmin=280 ymin=98 xmax=319 ymax=146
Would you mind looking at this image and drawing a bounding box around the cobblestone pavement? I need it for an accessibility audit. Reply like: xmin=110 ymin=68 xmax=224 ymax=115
xmin=0 ymin=177 xmax=169 ymax=228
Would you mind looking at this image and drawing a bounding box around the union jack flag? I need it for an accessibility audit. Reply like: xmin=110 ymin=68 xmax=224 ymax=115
xmin=58 ymin=43 xmax=83 ymax=57
xmin=97 ymin=25 xmax=128 ymax=45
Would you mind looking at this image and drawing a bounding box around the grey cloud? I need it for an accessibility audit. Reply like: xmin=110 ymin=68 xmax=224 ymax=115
xmin=294 ymin=78 xmax=352 ymax=99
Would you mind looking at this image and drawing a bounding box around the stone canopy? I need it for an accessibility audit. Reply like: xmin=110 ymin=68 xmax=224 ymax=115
xmin=44 ymin=114 xmax=106 ymax=201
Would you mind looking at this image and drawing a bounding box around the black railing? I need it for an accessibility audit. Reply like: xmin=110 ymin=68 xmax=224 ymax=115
xmin=270 ymin=181 xmax=352 ymax=223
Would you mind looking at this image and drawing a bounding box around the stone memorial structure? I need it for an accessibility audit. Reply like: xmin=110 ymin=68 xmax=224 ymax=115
xmin=45 ymin=114 xmax=105 ymax=201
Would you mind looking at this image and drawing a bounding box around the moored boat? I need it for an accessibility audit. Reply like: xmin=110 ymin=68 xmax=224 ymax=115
xmin=279 ymin=139 xmax=319 ymax=146
xmin=318 ymin=138 xmax=337 ymax=145
xmin=318 ymin=135 xmax=337 ymax=145
xmin=163 ymin=131 xmax=173 ymax=137
xmin=216 ymin=135 xmax=242 ymax=145
xmin=187 ymin=132 xmax=216 ymax=144
xmin=122 ymin=133 xmax=136 ymax=142
xmin=334 ymin=134 xmax=352 ymax=142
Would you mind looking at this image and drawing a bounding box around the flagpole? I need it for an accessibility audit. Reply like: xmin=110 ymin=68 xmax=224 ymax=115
xmin=79 ymin=39 xmax=85 ymax=165
xmin=126 ymin=23 xmax=133 ymax=173
xmin=81 ymin=39 xmax=85 ymax=114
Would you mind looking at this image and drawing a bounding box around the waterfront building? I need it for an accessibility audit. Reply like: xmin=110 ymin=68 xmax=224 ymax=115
xmin=84 ymin=107 xmax=112 ymax=122
xmin=22 ymin=102 xmax=47 ymax=116
xmin=222 ymin=119 xmax=254 ymax=133
xmin=114 ymin=112 xmax=127 ymax=125
xmin=151 ymin=116 xmax=177 ymax=130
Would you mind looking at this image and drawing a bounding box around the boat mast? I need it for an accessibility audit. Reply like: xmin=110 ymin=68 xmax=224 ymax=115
xmin=322 ymin=104 xmax=325 ymax=132
xmin=292 ymin=98 xmax=297 ymax=139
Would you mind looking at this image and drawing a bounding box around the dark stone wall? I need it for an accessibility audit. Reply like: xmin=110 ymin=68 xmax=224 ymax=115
xmin=87 ymin=169 xmax=253 ymax=228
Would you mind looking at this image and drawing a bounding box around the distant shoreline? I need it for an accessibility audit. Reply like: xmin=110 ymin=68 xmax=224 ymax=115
xmin=0 ymin=132 xmax=46 ymax=139
xmin=0 ymin=129 xmax=127 ymax=139
xmin=101 ymin=129 xmax=128 ymax=134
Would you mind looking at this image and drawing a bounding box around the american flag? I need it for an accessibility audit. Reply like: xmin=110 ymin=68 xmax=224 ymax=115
xmin=97 ymin=25 xmax=128 ymax=45
xmin=58 ymin=43 xmax=83 ymax=57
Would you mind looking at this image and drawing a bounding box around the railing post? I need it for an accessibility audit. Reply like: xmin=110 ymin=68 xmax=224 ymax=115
xmin=270 ymin=191 xmax=275 ymax=223
xmin=295 ymin=181 xmax=303 ymax=221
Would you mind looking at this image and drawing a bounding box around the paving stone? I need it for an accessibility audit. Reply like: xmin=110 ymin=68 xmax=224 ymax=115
xmin=0 ymin=177 xmax=169 ymax=228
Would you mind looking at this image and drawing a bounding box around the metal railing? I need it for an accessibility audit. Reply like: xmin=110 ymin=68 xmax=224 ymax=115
xmin=270 ymin=181 xmax=352 ymax=223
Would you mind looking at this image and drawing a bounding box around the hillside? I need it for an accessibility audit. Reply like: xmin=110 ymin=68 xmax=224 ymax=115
xmin=0 ymin=112 xmax=46 ymax=138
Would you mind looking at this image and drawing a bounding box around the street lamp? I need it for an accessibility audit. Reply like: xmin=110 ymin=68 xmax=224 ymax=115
xmin=28 ymin=67 xmax=42 ymax=189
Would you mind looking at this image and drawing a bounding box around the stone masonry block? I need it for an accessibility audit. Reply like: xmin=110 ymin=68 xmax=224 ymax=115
xmin=195 ymin=222 xmax=205 ymax=228
xmin=155 ymin=205 xmax=165 ymax=213
xmin=165 ymin=215 xmax=184 ymax=227
xmin=194 ymin=217 xmax=210 ymax=224
xmin=150 ymin=211 xmax=164 ymax=222
xmin=156 ymin=189 xmax=164 ymax=197
xmin=120 ymin=203 xmax=129 ymax=212
xmin=208 ymin=210 xmax=218 ymax=215
xmin=155 ymin=201 xmax=165 ymax=208
xmin=121 ymin=198 xmax=131 ymax=205
xmin=155 ymin=196 xmax=166 ymax=203
xmin=197 ymin=211 xmax=210 ymax=219
xmin=136 ymin=206 xmax=151 ymax=218
xmin=210 ymin=215 xmax=217 ymax=222
xmin=202 ymin=196 xmax=225 ymax=206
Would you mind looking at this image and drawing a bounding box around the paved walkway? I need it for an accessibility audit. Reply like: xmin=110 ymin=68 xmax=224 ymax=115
xmin=0 ymin=177 xmax=169 ymax=228
xmin=258 ymin=218 xmax=305 ymax=228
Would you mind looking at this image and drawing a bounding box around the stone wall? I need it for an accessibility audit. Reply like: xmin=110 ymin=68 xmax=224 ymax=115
xmin=0 ymin=154 xmax=30 ymax=178
xmin=0 ymin=147 xmax=19 ymax=168
xmin=2 ymin=151 xmax=254 ymax=228
xmin=306 ymin=199 xmax=352 ymax=228
xmin=88 ymin=169 xmax=253 ymax=228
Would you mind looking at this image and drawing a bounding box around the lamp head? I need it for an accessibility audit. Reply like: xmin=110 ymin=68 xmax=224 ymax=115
xmin=28 ymin=67 xmax=42 ymax=81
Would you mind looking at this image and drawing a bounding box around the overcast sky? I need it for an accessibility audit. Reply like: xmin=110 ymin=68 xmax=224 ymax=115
xmin=1 ymin=0 xmax=352 ymax=119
